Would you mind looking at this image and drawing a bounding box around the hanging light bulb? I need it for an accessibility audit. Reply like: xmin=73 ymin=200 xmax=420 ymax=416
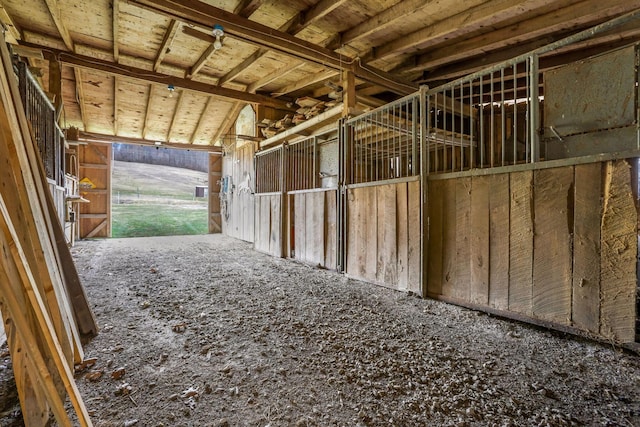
xmin=167 ymin=84 xmax=175 ymax=98
xmin=212 ymin=24 xmax=224 ymax=50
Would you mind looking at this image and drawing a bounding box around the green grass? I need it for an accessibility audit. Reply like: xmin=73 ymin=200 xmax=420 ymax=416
xmin=111 ymin=204 xmax=208 ymax=237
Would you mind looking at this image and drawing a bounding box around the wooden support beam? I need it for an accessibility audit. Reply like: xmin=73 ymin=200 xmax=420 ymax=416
xmin=166 ymin=89 xmax=185 ymax=142
xmin=190 ymin=96 xmax=214 ymax=144
xmin=21 ymin=42 xmax=292 ymax=109
xmin=141 ymin=84 xmax=153 ymax=139
xmin=153 ymin=19 xmax=180 ymax=72
xmin=342 ymin=70 xmax=355 ymax=117
xmin=43 ymin=0 xmax=74 ymax=51
xmin=78 ymin=130 xmax=222 ymax=152
xmin=112 ymin=0 xmax=120 ymax=62
xmin=73 ymin=68 xmax=87 ymax=131
xmin=0 ymin=4 xmax=21 ymax=43
xmin=129 ymin=0 xmax=416 ymax=95
xmin=218 ymin=48 xmax=266 ymax=86
xmin=187 ymin=42 xmax=219 ymax=79
xmin=49 ymin=57 xmax=63 ymax=120
xmin=211 ymin=101 xmax=244 ymax=145
xmin=113 ymin=76 xmax=119 ymax=135
xmin=272 ymin=69 xmax=338 ymax=97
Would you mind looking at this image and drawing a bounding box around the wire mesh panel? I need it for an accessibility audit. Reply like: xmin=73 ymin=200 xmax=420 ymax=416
xmin=286 ymin=136 xmax=317 ymax=191
xmin=255 ymin=146 xmax=283 ymax=194
xmin=344 ymin=93 xmax=420 ymax=185
xmin=425 ymin=56 xmax=539 ymax=174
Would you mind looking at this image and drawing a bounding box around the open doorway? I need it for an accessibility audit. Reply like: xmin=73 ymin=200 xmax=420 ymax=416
xmin=111 ymin=143 xmax=209 ymax=237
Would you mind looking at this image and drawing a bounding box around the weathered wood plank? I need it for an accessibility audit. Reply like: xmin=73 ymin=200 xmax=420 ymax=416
xmin=532 ymin=167 xmax=573 ymax=324
xmin=324 ymin=190 xmax=337 ymax=270
xmin=600 ymin=160 xmax=637 ymax=343
xmin=441 ymin=179 xmax=457 ymax=297
xmin=509 ymin=170 xmax=533 ymax=314
xmin=307 ymin=191 xmax=325 ymax=265
xmin=572 ymin=162 xmax=602 ymax=333
xmin=453 ymin=178 xmax=471 ymax=300
xmin=363 ymin=186 xmax=378 ymax=283
xmin=488 ymin=173 xmax=509 ymax=310
xmin=407 ymin=180 xmax=421 ymax=295
xmin=269 ymin=194 xmax=282 ymax=257
xmin=427 ymin=179 xmax=443 ymax=296
xmin=294 ymin=193 xmax=306 ymax=261
xmin=377 ymin=184 xmax=397 ymax=287
xmin=346 ymin=188 xmax=360 ymax=277
xmin=470 ymin=176 xmax=490 ymax=305
xmin=396 ymin=182 xmax=409 ymax=291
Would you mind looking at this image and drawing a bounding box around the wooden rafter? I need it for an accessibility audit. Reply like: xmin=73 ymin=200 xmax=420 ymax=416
xmin=272 ymin=69 xmax=338 ymax=97
xmin=0 ymin=4 xmax=21 ymax=44
xmin=43 ymin=0 xmax=73 ymax=51
xmin=141 ymin=84 xmax=153 ymax=139
xmin=247 ymin=61 xmax=305 ymax=93
xmin=153 ymin=19 xmax=180 ymax=72
xmin=289 ymin=0 xmax=348 ymax=35
xmin=23 ymin=42 xmax=292 ymax=109
xmin=218 ymin=47 xmax=265 ymax=86
xmin=234 ymin=0 xmax=264 ymax=17
xmin=187 ymin=42 xmax=218 ymax=79
xmin=73 ymin=68 xmax=87 ymax=131
xmin=190 ymin=96 xmax=214 ymax=144
xmin=396 ymin=0 xmax=637 ymax=74
xmin=166 ymin=89 xmax=185 ymax=142
xmin=113 ymin=0 xmax=120 ymax=61
xmin=129 ymin=0 xmax=416 ymax=95
xmin=211 ymin=101 xmax=244 ymax=145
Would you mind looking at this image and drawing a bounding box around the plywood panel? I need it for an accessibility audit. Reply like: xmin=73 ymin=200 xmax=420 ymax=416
xmin=396 ymin=183 xmax=408 ymax=291
xmin=407 ymin=180 xmax=421 ymax=295
xmin=346 ymin=188 xmax=361 ymax=277
xmin=307 ymin=191 xmax=326 ymax=265
xmin=532 ymin=167 xmax=573 ymax=324
xmin=470 ymin=176 xmax=489 ymax=305
xmin=454 ymin=178 xmax=471 ymax=300
xmin=363 ymin=187 xmax=378 ymax=283
xmin=377 ymin=184 xmax=397 ymax=285
xmin=600 ymin=160 xmax=637 ymax=343
xmin=441 ymin=179 xmax=456 ymax=297
xmin=324 ymin=190 xmax=337 ymax=270
xmin=488 ymin=174 xmax=509 ymax=310
xmin=509 ymin=170 xmax=533 ymax=314
xmin=427 ymin=180 xmax=444 ymax=296
xmin=269 ymin=194 xmax=282 ymax=257
xmin=572 ymin=163 xmax=602 ymax=333
xmin=294 ymin=193 xmax=306 ymax=261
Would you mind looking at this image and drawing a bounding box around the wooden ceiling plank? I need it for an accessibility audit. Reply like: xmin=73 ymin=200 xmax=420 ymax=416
xmin=0 ymin=4 xmax=21 ymax=43
xmin=190 ymin=96 xmax=214 ymax=144
xmin=128 ymin=0 xmax=416 ymax=95
xmin=399 ymin=0 xmax=637 ymax=74
xmin=271 ymin=69 xmax=338 ymax=97
xmin=142 ymin=84 xmax=153 ymax=139
xmin=234 ymin=0 xmax=264 ymax=18
xmin=153 ymin=19 xmax=180 ymax=72
xmin=22 ymin=41 xmax=291 ymax=109
xmin=113 ymin=0 xmax=120 ymax=62
xmin=290 ymin=0 xmax=348 ymax=35
xmin=370 ymin=0 xmax=554 ymax=61
xmin=79 ymin=131 xmax=222 ymax=152
xmin=247 ymin=61 xmax=305 ymax=93
xmin=43 ymin=0 xmax=74 ymax=51
xmin=334 ymin=0 xmax=426 ymax=48
xmin=73 ymin=68 xmax=87 ymax=131
xmin=187 ymin=42 xmax=218 ymax=79
xmin=211 ymin=101 xmax=244 ymax=145
xmin=167 ymin=89 xmax=186 ymax=142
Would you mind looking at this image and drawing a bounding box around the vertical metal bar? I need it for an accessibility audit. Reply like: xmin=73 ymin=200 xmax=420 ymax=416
xmin=501 ymin=67 xmax=506 ymax=167
xmin=469 ymin=80 xmax=474 ymax=169
xmin=443 ymin=92 xmax=448 ymax=172
xmin=490 ymin=71 xmax=495 ymax=168
xmin=513 ymin=64 xmax=518 ymax=165
xmin=529 ymin=54 xmax=540 ymax=163
xmin=525 ymin=59 xmax=531 ymax=163
xmin=459 ymin=82 xmax=464 ymax=171
xmin=421 ymin=87 xmax=429 ymax=176
xmin=479 ymin=75 xmax=484 ymax=168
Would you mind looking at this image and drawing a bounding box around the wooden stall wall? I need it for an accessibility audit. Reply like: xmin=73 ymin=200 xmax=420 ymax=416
xmin=254 ymin=193 xmax=283 ymax=257
xmin=221 ymin=141 xmax=255 ymax=242
xmin=209 ymin=154 xmax=222 ymax=233
xmin=346 ymin=180 xmax=421 ymax=294
xmin=78 ymin=142 xmax=112 ymax=238
xmin=289 ymin=189 xmax=337 ymax=270
xmin=426 ymin=160 xmax=637 ymax=343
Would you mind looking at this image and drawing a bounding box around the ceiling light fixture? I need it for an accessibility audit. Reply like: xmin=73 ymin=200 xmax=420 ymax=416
xmin=212 ymin=24 xmax=224 ymax=50
xmin=167 ymin=83 xmax=175 ymax=97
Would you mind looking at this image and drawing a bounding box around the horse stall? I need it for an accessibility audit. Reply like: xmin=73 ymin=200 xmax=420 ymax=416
xmin=286 ymin=134 xmax=338 ymax=270
xmin=254 ymin=145 xmax=285 ymax=257
xmin=342 ymin=94 xmax=423 ymax=294
xmin=422 ymin=44 xmax=639 ymax=344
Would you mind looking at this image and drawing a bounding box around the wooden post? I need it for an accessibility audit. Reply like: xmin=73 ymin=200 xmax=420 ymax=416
xmin=342 ymin=70 xmax=356 ymax=117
